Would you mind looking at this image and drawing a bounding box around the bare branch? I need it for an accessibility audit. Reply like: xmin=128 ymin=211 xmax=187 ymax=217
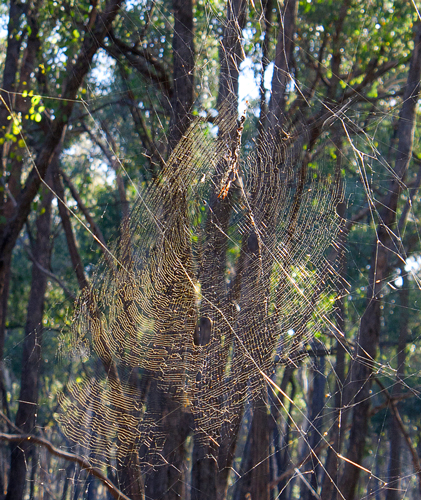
xmin=0 ymin=431 xmax=131 ymax=500
xmin=24 ymin=244 xmax=77 ymax=301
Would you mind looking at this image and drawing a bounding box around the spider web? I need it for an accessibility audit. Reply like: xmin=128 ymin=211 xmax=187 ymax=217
xmin=57 ymin=101 xmax=343 ymax=475
xmin=52 ymin=2 xmax=421 ymax=498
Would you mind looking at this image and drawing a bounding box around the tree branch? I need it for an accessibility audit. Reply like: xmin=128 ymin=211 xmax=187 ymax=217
xmin=0 ymin=431 xmax=131 ymax=500
xmin=24 ymin=244 xmax=77 ymax=301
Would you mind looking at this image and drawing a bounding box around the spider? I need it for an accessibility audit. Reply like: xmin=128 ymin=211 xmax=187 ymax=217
xmin=217 ymin=112 xmax=246 ymax=200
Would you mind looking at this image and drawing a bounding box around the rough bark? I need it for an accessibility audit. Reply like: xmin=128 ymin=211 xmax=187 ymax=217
xmin=385 ymin=271 xmax=409 ymax=500
xmin=0 ymin=0 xmax=26 ymax=425
xmin=5 ymin=177 xmax=53 ymax=500
xmin=169 ymin=0 xmax=195 ymax=150
xmin=301 ymin=353 xmax=325 ymax=500
xmin=229 ymin=4 xmax=299 ymax=500
xmin=190 ymin=0 xmax=247 ymax=498
xmin=338 ymin=22 xmax=421 ymax=500
xmin=268 ymin=0 xmax=297 ymax=130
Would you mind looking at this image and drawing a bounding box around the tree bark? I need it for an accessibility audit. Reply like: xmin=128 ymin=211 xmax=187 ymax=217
xmin=385 ymin=270 xmax=409 ymax=500
xmin=301 ymin=353 xmax=325 ymax=500
xmin=232 ymin=394 xmax=270 ymax=500
xmin=5 ymin=176 xmax=53 ymax=500
xmin=140 ymin=2 xmax=195 ymax=499
xmin=320 ymin=147 xmax=348 ymax=500
xmin=191 ymin=0 xmax=246 ymax=498
xmin=169 ymin=0 xmax=194 ymax=150
xmin=0 ymin=0 xmax=23 ymax=141
xmin=230 ymin=3 xmax=299 ymax=500
xmin=0 ymin=0 xmax=26 ymax=425
xmin=338 ymin=22 xmax=421 ymax=500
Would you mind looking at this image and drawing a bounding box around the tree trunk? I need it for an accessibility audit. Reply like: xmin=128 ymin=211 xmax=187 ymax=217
xmin=231 ymin=3 xmax=299 ymax=499
xmin=191 ymin=0 xmax=246 ymax=497
xmin=385 ymin=270 xmax=409 ymax=500
xmin=5 ymin=178 xmax=53 ymax=500
xmin=320 ymin=151 xmax=348 ymax=500
xmin=140 ymin=2 xmax=195 ymax=498
xmin=0 ymin=0 xmax=23 ymax=139
xmin=301 ymin=353 xmax=325 ymax=500
xmin=233 ymin=394 xmax=270 ymax=500
xmin=169 ymin=0 xmax=194 ymax=150
xmin=268 ymin=0 xmax=297 ymax=130
xmin=0 ymin=0 xmax=25 ymax=425
xmin=339 ymin=22 xmax=421 ymax=500
xmin=52 ymin=163 xmax=89 ymax=291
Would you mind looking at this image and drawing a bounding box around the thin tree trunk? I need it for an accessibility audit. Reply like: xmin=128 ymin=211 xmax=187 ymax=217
xmin=0 ymin=0 xmax=25 ymax=427
xmin=52 ymin=161 xmax=89 ymax=291
xmin=275 ymin=375 xmax=296 ymax=500
xmin=0 ymin=0 xmax=23 ymax=142
xmin=338 ymin=22 xmax=421 ymax=500
xmin=140 ymin=2 xmax=195 ymax=499
xmin=0 ymin=255 xmax=12 ymax=419
xmin=191 ymin=0 xmax=246 ymax=498
xmin=385 ymin=270 xmax=409 ymax=500
xmin=301 ymin=353 xmax=325 ymax=500
xmin=268 ymin=0 xmax=298 ymax=130
xmin=5 ymin=177 xmax=54 ymax=500
xmin=257 ymin=0 xmax=274 ymax=137
xmin=230 ymin=3 xmax=299 ymax=499
xmin=169 ymin=0 xmax=194 ymax=150
xmin=232 ymin=394 xmax=271 ymax=500
xmin=320 ymin=150 xmax=348 ymax=500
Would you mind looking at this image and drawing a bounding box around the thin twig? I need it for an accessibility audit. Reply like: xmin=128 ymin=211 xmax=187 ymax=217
xmin=0 ymin=410 xmax=131 ymax=500
xmin=24 ymin=245 xmax=77 ymax=300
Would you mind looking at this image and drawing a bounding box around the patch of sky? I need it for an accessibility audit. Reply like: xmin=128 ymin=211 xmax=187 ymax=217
xmin=392 ymin=255 xmax=421 ymax=288
xmin=0 ymin=12 xmax=7 ymax=40
xmin=90 ymin=51 xmax=116 ymax=89
xmin=238 ymin=57 xmax=274 ymax=115
xmin=64 ymin=141 xmax=116 ymax=187
xmin=125 ymin=0 xmax=148 ymax=12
